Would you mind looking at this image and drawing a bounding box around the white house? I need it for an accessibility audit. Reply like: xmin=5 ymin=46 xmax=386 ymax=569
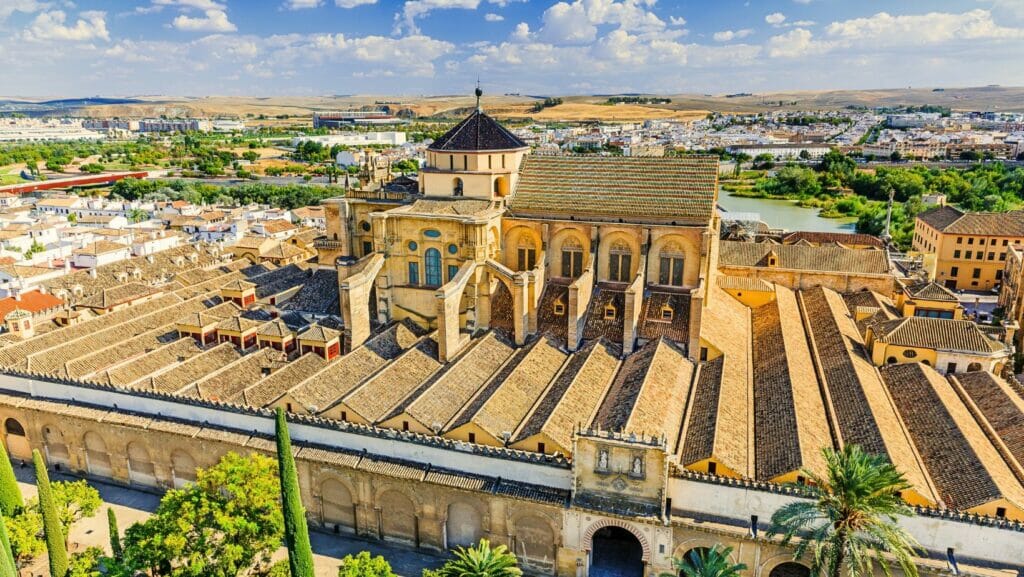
xmin=71 ymin=240 xmax=131 ymax=269
xmin=131 ymin=231 xmax=182 ymax=256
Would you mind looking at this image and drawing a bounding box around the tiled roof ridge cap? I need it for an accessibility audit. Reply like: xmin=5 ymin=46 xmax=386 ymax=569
xmin=0 ymin=367 xmax=571 ymax=468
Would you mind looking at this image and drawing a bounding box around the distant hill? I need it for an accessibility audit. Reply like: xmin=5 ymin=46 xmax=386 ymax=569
xmin=2 ymin=87 xmax=1021 ymax=121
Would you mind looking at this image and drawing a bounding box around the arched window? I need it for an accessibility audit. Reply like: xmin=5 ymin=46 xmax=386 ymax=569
xmin=608 ymin=240 xmax=632 ymax=282
xmin=561 ymin=236 xmax=584 ymax=278
xmin=425 ymin=248 xmax=442 ymax=287
xmin=516 ymin=238 xmax=537 ymax=271
xmin=658 ymin=241 xmax=686 ymax=287
xmin=453 ymin=177 xmax=464 ymax=196
xmin=4 ymin=418 xmax=25 ymax=437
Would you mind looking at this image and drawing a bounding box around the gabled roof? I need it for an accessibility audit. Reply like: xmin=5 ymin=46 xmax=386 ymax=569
xmin=297 ymin=324 xmax=341 ymax=343
xmin=0 ymin=291 xmax=64 ymax=317
xmin=509 ymin=155 xmax=718 ymax=223
xmin=903 ymin=281 xmax=959 ymax=303
xmin=871 ymin=317 xmax=1006 ymax=354
xmin=782 ymin=231 xmax=885 ymax=248
xmin=719 ymin=241 xmax=890 ymax=275
xmin=428 ymin=109 xmax=527 ymax=152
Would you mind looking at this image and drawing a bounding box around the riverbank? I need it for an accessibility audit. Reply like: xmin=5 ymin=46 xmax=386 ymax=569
xmin=717 ymin=189 xmax=857 ymax=233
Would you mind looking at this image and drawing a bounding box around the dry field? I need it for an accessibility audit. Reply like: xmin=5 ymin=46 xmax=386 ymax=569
xmin=58 ymin=86 xmax=1024 ymax=123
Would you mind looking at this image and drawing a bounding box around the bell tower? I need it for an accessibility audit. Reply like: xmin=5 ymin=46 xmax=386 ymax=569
xmin=420 ymin=86 xmax=530 ymax=200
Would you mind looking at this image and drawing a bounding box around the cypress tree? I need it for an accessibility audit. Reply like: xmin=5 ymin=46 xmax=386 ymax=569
xmin=107 ymin=507 xmax=122 ymax=560
xmin=0 ymin=442 xmax=22 ymax=517
xmin=0 ymin=512 xmax=16 ymax=577
xmin=275 ymin=407 xmax=314 ymax=577
xmin=33 ymin=450 xmax=67 ymax=577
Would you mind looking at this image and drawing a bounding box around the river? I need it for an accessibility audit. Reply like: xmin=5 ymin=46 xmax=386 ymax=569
xmin=717 ymin=190 xmax=857 ymax=233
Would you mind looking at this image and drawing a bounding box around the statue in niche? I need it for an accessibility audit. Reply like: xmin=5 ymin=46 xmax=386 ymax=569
xmin=631 ymin=455 xmax=643 ymax=476
xmin=597 ymin=449 xmax=609 ymax=471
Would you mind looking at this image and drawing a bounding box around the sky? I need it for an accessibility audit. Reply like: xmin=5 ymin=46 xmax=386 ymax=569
xmin=1 ymin=0 xmax=1023 ymax=97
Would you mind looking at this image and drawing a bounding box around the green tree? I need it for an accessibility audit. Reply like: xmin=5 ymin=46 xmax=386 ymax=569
xmin=127 ymin=208 xmax=150 ymax=223
xmin=436 ymin=539 xmax=522 ymax=577
xmin=66 ymin=546 xmax=104 ymax=577
xmin=121 ymin=452 xmax=283 ymax=577
xmin=6 ymin=507 xmax=42 ymax=565
xmin=107 ymin=507 xmax=122 ymax=560
xmin=0 ymin=442 xmax=22 ymax=517
xmin=768 ymin=445 xmax=919 ymax=577
xmin=33 ymin=450 xmax=67 ymax=577
xmin=0 ymin=513 xmax=17 ymax=577
xmin=51 ymin=479 xmax=101 ymax=547
xmin=337 ymin=551 xmax=396 ymax=577
xmin=276 ymin=408 xmax=314 ymax=577
xmin=668 ymin=545 xmax=746 ymax=577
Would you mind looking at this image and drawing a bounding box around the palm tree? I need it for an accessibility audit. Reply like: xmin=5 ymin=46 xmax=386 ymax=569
xmin=437 ymin=539 xmax=522 ymax=577
xmin=669 ymin=545 xmax=746 ymax=577
xmin=768 ymin=445 xmax=920 ymax=577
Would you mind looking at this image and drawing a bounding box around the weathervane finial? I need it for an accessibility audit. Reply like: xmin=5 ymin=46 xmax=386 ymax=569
xmin=475 ymin=78 xmax=483 ymax=112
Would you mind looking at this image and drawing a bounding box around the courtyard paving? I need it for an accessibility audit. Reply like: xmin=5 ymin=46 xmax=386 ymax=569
xmin=12 ymin=465 xmax=449 ymax=577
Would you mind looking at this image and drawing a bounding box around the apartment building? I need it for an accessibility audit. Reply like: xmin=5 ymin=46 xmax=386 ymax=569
xmin=913 ymin=205 xmax=1024 ymax=290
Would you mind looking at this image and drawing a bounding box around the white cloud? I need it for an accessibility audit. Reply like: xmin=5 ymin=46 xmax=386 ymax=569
xmin=173 ymin=8 xmax=236 ymax=32
xmin=766 ymin=27 xmax=820 ymax=57
xmin=669 ymin=16 xmax=686 ymax=27
xmin=23 ymin=10 xmax=110 ymax=42
xmin=484 ymin=12 xmax=503 ymax=21
xmin=765 ymin=12 xmax=786 ymax=26
xmin=0 ymin=0 xmax=46 ymax=21
xmin=153 ymin=0 xmax=225 ymax=10
xmin=713 ymin=28 xmax=753 ymax=42
xmin=284 ymin=0 xmax=321 ymax=9
xmin=394 ymin=0 xmax=480 ymax=34
xmin=536 ymin=0 xmax=667 ymax=44
xmin=825 ymin=9 xmax=1023 ymax=43
xmin=511 ymin=21 xmax=531 ymax=40
xmin=335 ymin=0 xmax=377 ymax=7
xmin=793 ymin=0 xmax=812 ymax=4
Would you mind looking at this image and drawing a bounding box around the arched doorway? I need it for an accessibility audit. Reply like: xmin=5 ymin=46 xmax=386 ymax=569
xmin=321 ymin=479 xmax=356 ymax=533
xmin=446 ymin=501 xmax=483 ymax=548
xmin=127 ymin=442 xmax=157 ymax=487
xmin=591 ymin=526 xmax=644 ymax=577
xmin=170 ymin=450 xmax=196 ymax=488
xmin=83 ymin=431 xmax=112 ymax=478
xmin=4 ymin=418 xmax=30 ymax=460
xmin=769 ymin=562 xmax=811 ymax=577
xmin=378 ymin=490 xmax=417 ymax=545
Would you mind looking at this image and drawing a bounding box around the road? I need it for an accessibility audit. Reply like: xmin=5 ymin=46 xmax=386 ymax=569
xmin=13 ymin=466 xmax=447 ymax=577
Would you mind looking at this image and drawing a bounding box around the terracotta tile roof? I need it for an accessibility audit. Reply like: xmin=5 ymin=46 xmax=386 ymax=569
xmin=583 ymin=285 xmax=626 ymax=343
xmin=918 ymin=205 xmax=1024 ymax=236
xmin=191 ymin=348 xmax=288 ymax=403
xmin=594 ymin=338 xmax=693 ymax=453
xmin=399 ymin=199 xmax=496 ymax=216
xmin=242 ymin=352 xmax=329 ymax=408
xmin=257 ymin=319 xmax=292 ymax=338
xmin=397 ymin=330 xmax=516 ymax=431
xmin=800 ymin=286 xmax=937 ymax=504
xmin=782 ymin=231 xmax=885 ymax=248
xmin=341 ymin=335 xmax=442 ymax=423
xmin=297 ymin=324 xmax=341 ymax=343
xmin=881 ymin=363 xmax=1024 ymax=511
xmin=751 ymin=286 xmax=831 ymax=481
xmin=73 ymin=240 xmax=129 ymax=256
xmin=903 ymin=281 xmax=960 ymax=303
xmin=221 ymin=279 xmax=256 ymax=291
xmin=637 ymin=291 xmax=690 ymax=343
xmin=678 ymin=286 xmax=750 ymax=474
xmin=719 ymin=241 xmax=891 ymax=275
xmin=516 ymin=338 xmax=621 ymax=452
xmin=871 ymin=317 xmax=1006 ymax=354
xmin=428 ymin=110 xmax=527 ymax=152
xmin=0 ymin=291 xmax=64 ymax=317
xmin=146 ymin=342 xmax=242 ymax=394
xmin=716 ymin=275 xmax=774 ymax=293
xmin=535 ymin=282 xmax=569 ymax=341
xmin=104 ymin=338 xmax=204 ymax=387
xmin=216 ymin=316 xmax=262 ymax=333
xmin=510 ymin=155 xmax=718 ymax=223
xmin=449 ymin=334 xmax=568 ymax=442
xmin=259 ymin=220 xmax=296 ymax=234
xmin=951 ymin=371 xmax=1024 ymax=472
xmin=287 ymin=321 xmax=425 ymax=411
xmin=77 ymin=283 xmax=159 ymax=310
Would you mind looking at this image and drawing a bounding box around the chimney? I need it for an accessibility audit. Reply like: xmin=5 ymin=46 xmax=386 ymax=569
xmin=63 ymin=260 xmax=71 ymax=273
xmin=88 ymin=268 xmax=97 ymax=279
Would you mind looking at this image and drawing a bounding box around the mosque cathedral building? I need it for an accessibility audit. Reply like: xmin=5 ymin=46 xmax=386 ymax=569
xmin=0 ymin=97 xmax=1021 ymax=577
